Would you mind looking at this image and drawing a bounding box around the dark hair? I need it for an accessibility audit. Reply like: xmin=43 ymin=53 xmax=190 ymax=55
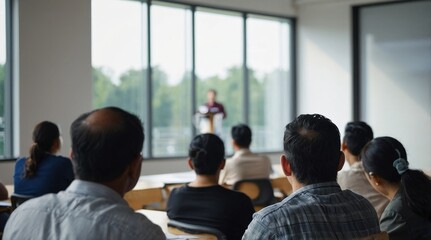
xmin=343 ymin=121 xmax=373 ymax=156
xmin=283 ymin=114 xmax=341 ymax=184
xmin=189 ymin=133 xmax=225 ymax=175
xmin=208 ymin=89 xmax=217 ymax=95
xmin=231 ymin=124 xmax=252 ymax=148
xmin=25 ymin=121 xmax=60 ymax=178
xmin=70 ymin=107 xmax=144 ymax=182
xmin=361 ymin=137 xmax=431 ymax=220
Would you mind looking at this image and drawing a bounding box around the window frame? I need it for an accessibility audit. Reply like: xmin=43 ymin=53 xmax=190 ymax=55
xmin=0 ymin=0 xmax=14 ymax=160
xmin=92 ymin=0 xmax=297 ymax=159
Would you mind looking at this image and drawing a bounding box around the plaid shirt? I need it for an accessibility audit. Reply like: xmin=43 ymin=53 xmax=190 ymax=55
xmin=242 ymin=182 xmax=380 ymax=240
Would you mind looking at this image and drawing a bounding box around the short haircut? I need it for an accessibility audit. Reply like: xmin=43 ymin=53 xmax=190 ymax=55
xmin=70 ymin=107 xmax=144 ymax=182
xmin=189 ymin=133 xmax=225 ymax=175
xmin=283 ymin=114 xmax=341 ymax=185
xmin=343 ymin=121 xmax=374 ymax=156
xmin=231 ymin=124 xmax=252 ymax=148
xmin=208 ymin=89 xmax=217 ymax=95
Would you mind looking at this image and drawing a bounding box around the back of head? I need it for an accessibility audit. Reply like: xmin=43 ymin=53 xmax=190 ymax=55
xmin=361 ymin=136 xmax=431 ymax=220
xmin=189 ymin=133 xmax=225 ymax=175
xmin=343 ymin=121 xmax=373 ymax=156
xmin=25 ymin=121 xmax=60 ymax=178
xmin=70 ymin=107 xmax=144 ymax=182
xmin=283 ymin=114 xmax=341 ymax=185
xmin=361 ymin=137 xmax=403 ymax=183
xmin=231 ymin=124 xmax=252 ymax=148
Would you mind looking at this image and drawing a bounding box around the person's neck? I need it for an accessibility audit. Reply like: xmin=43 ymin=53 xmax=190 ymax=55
xmin=234 ymin=146 xmax=248 ymax=152
xmin=287 ymin=175 xmax=305 ymax=193
xmin=345 ymin=151 xmax=359 ymax=166
xmin=383 ymin=182 xmax=401 ymax=200
xmin=189 ymin=174 xmax=220 ymax=187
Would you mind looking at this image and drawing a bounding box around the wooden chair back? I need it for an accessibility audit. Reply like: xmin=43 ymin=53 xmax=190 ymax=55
xmin=233 ymin=178 xmax=274 ymax=211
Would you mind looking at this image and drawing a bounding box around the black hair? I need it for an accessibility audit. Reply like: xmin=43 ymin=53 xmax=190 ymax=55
xmin=70 ymin=107 xmax=144 ymax=182
xmin=343 ymin=121 xmax=374 ymax=156
xmin=189 ymin=133 xmax=225 ymax=175
xmin=231 ymin=124 xmax=252 ymax=148
xmin=361 ymin=137 xmax=431 ymax=221
xmin=283 ymin=114 xmax=341 ymax=185
xmin=208 ymin=89 xmax=217 ymax=95
xmin=25 ymin=121 xmax=60 ymax=178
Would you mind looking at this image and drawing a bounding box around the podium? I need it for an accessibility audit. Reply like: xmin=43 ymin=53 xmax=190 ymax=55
xmin=194 ymin=106 xmax=223 ymax=135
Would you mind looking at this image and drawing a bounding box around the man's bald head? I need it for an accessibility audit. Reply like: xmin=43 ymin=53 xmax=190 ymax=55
xmin=70 ymin=107 xmax=144 ymax=182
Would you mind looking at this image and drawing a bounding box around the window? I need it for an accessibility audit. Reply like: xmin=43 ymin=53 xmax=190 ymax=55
xmin=91 ymin=0 xmax=148 ymax=154
xmin=151 ymin=4 xmax=192 ymax=157
xmin=91 ymin=0 xmax=295 ymax=158
xmin=0 ymin=0 xmax=10 ymax=158
xmin=247 ymin=16 xmax=292 ymax=152
xmin=195 ymin=9 xmax=243 ymax=149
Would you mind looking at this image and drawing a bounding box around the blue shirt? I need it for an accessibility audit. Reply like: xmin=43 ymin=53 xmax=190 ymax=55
xmin=242 ymin=182 xmax=380 ymax=240
xmin=3 ymin=180 xmax=165 ymax=240
xmin=14 ymin=154 xmax=74 ymax=196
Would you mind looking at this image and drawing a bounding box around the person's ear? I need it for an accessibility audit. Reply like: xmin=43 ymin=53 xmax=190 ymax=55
xmin=188 ymin=159 xmax=194 ymax=170
xmin=125 ymin=156 xmax=142 ymax=193
xmin=280 ymin=154 xmax=292 ymax=176
xmin=220 ymin=158 xmax=226 ymax=170
xmin=337 ymin=151 xmax=345 ymax=171
xmin=369 ymin=174 xmax=382 ymax=187
xmin=69 ymin=149 xmax=74 ymax=160
xmin=341 ymin=142 xmax=347 ymax=151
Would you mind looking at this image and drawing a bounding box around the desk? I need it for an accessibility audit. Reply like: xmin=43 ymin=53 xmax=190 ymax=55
xmin=138 ymin=164 xmax=284 ymax=186
xmin=139 ymin=171 xmax=195 ymax=185
xmin=136 ymin=209 xmax=199 ymax=239
xmin=137 ymin=209 xmax=169 ymax=232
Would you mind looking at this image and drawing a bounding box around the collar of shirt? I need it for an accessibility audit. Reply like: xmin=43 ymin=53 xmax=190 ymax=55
xmin=284 ymin=181 xmax=341 ymax=201
xmin=66 ymin=179 xmax=128 ymax=206
xmin=232 ymin=148 xmax=252 ymax=158
xmin=350 ymin=161 xmax=364 ymax=172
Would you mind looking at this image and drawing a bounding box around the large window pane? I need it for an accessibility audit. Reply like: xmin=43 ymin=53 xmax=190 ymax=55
xmin=151 ymin=4 xmax=192 ymax=157
xmin=195 ymin=9 xmax=243 ymax=151
xmin=247 ymin=16 xmax=291 ymax=152
xmin=91 ymin=0 xmax=148 ymax=154
xmin=0 ymin=0 xmax=7 ymax=158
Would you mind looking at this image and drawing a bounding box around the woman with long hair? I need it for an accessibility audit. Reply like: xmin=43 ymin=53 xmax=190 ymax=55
xmin=361 ymin=136 xmax=431 ymax=239
xmin=14 ymin=121 xmax=74 ymax=197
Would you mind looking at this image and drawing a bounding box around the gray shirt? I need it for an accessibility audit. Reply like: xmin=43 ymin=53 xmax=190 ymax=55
xmin=3 ymin=180 xmax=165 ymax=240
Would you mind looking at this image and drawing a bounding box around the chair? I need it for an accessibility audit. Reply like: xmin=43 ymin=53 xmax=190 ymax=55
xmin=168 ymin=220 xmax=226 ymax=240
xmin=360 ymin=231 xmax=389 ymax=240
xmin=233 ymin=178 xmax=274 ymax=211
xmin=124 ymin=187 xmax=165 ymax=210
xmin=10 ymin=193 xmax=34 ymax=211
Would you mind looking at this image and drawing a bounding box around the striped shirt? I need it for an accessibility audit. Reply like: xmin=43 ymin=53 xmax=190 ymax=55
xmin=242 ymin=182 xmax=380 ymax=240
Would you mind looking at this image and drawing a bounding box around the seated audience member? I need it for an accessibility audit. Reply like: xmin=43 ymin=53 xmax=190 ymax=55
xmin=3 ymin=107 xmax=165 ymax=239
xmin=0 ymin=182 xmax=8 ymax=232
xmin=219 ymin=124 xmax=272 ymax=185
xmin=167 ymin=133 xmax=254 ymax=240
xmin=14 ymin=121 xmax=74 ymax=197
xmin=243 ymin=114 xmax=380 ymax=239
xmin=361 ymin=137 xmax=431 ymax=239
xmin=337 ymin=121 xmax=389 ymax=218
xmin=0 ymin=182 xmax=7 ymax=200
